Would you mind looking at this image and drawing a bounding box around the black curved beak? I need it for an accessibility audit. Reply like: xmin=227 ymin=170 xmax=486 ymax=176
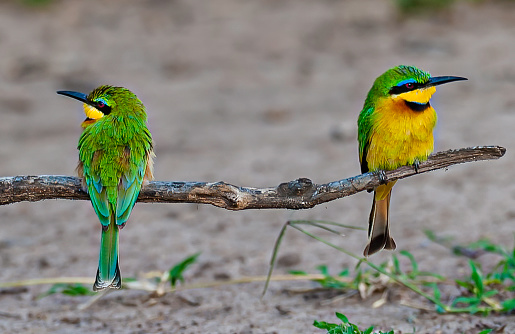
xmin=57 ymin=90 xmax=89 ymax=104
xmin=427 ymin=76 xmax=468 ymax=87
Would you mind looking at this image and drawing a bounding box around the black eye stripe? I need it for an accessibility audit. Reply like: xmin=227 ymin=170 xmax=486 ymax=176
xmin=94 ymin=101 xmax=111 ymax=115
xmin=389 ymin=82 xmax=423 ymax=95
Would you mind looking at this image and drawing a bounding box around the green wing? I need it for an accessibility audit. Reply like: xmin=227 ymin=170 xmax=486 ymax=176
xmin=79 ymin=131 xmax=111 ymax=226
xmin=357 ymin=106 xmax=374 ymax=174
xmin=86 ymin=173 xmax=111 ymax=226
xmin=116 ymin=128 xmax=153 ymax=226
xmin=116 ymin=162 xmax=145 ymax=226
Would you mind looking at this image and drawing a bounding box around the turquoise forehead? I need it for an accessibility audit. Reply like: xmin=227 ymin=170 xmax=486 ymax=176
xmin=91 ymin=97 xmax=108 ymax=104
xmin=396 ymin=79 xmax=417 ymax=86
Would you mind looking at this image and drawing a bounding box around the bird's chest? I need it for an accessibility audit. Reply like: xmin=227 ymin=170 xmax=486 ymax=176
xmin=367 ymin=100 xmax=437 ymax=170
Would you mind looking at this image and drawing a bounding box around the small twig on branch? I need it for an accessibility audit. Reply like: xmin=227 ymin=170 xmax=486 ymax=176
xmin=0 ymin=146 xmax=505 ymax=210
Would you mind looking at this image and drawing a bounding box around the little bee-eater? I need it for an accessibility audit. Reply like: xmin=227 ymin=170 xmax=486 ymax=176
xmin=58 ymin=86 xmax=154 ymax=290
xmin=358 ymin=65 xmax=466 ymax=256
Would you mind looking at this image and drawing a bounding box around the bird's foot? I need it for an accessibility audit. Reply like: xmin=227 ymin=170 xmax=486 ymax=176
xmin=377 ymin=170 xmax=388 ymax=185
xmin=413 ymin=159 xmax=420 ymax=173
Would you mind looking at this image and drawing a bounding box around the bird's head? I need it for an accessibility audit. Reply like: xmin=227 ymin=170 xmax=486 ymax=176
xmin=57 ymin=85 xmax=145 ymax=124
xmin=366 ymin=65 xmax=467 ymax=111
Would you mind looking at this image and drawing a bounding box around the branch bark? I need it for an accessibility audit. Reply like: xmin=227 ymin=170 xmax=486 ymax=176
xmin=0 ymin=146 xmax=505 ymax=210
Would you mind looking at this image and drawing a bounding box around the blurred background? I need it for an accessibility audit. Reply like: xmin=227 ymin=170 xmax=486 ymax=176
xmin=0 ymin=0 xmax=514 ymax=332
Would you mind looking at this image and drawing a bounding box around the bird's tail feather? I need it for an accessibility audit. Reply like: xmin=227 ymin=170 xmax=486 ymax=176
xmin=363 ymin=187 xmax=396 ymax=256
xmin=93 ymin=215 xmax=121 ymax=291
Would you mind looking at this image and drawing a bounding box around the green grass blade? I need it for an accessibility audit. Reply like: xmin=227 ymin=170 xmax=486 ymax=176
xmin=262 ymin=221 xmax=290 ymax=297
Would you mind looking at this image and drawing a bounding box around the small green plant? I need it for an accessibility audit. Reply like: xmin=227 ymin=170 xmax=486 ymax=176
xmin=169 ymin=252 xmax=201 ymax=287
xmin=478 ymin=330 xmax=494 ymax=334
xmin=39 ymin=283 xmax=95 ymax=298
xmin=313 ymin=312 xmax=394 ymax=334
xmin=428 ymin=236 xmax=515 ymax=315
xmin=265 ymin=220 xmax=515 ymax=315
xmin=290 ymin=265 xmax=352 ymax=290
xmin=453 ymin=260 xmax=500 ymax=314
xmin=465 ymin=238 xmax=515 ymax=283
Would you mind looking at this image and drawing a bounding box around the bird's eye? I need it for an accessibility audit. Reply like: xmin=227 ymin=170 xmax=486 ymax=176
xmin=405 ymin=83 xmax=414 ymax=89
xmin=97 ymin=101 xmax=105 ymax=108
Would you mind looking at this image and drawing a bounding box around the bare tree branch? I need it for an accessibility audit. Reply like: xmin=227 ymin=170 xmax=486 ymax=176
xmin=0 ymin=146 xmax=505 ymax=210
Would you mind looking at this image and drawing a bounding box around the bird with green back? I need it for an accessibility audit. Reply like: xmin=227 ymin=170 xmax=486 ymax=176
xmin=358 ymin=65 xmax=466 ymax=256
xmin=57 ymin=86 xmax=154 ymax=291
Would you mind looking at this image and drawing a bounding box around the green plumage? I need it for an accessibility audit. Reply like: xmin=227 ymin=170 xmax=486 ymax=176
xmin=58 ymin=85 xmax=154 ymax=291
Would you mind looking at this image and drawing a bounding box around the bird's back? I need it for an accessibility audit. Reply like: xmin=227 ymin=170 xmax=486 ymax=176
xmin=78 ymin=115 xmax=153 ymax=226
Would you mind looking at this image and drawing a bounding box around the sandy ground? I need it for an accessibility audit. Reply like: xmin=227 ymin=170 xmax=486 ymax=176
xmin=0 ymin=0 xmax=515 ymax=333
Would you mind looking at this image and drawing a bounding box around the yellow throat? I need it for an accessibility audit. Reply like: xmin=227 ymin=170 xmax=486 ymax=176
xmin=83 ymin=103 xmax=104 ymax=120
